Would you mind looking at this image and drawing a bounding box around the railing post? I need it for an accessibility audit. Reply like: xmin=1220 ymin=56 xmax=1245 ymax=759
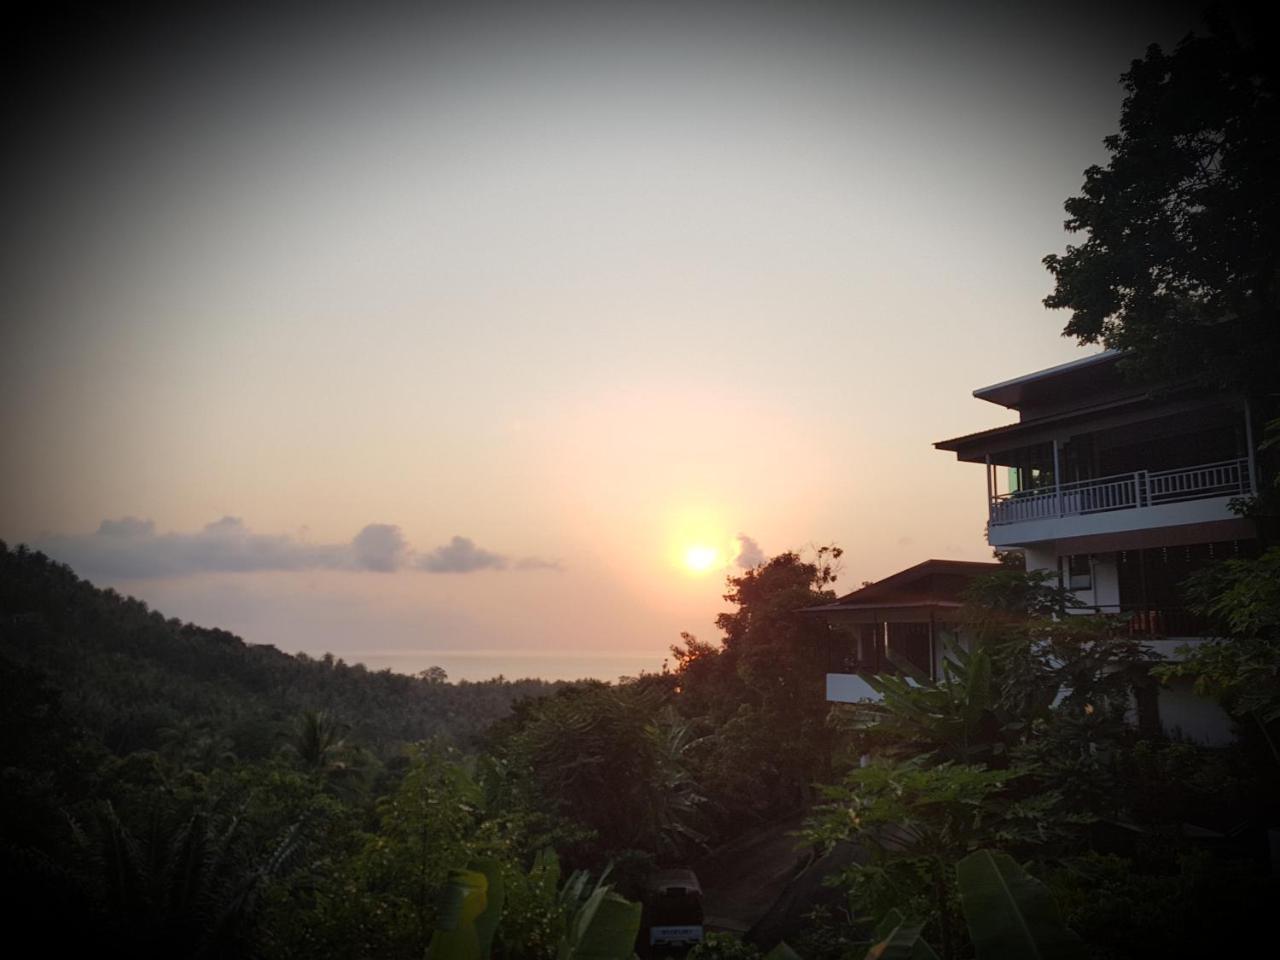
xmin=1137 ymin=470 xmax=1148 ymax=508
xmin=1052 ymin=439 xmax=1062 ymax=517
xmin=1245 ymin=401 xmax=1259 ymax=495
xmin=985 ymin=454 xmax=993 ymax=519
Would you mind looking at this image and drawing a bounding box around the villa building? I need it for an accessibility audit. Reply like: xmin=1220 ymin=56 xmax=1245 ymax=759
xmin=935 ymin=351 xmax=1258 ymax=742
xmin=810 ymin=559 xmax=1001 ymax=704
xmin=816 ymin=351 xmax=1259 ymax=744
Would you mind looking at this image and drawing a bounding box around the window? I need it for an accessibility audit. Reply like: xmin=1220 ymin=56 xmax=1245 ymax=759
xmin=1067 ymin=554 xmax=1092 ymax=591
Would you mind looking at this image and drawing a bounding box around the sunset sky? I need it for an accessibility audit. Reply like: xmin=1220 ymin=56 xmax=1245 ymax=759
xmin=1 ymin=1 xmax=1202 ymax=679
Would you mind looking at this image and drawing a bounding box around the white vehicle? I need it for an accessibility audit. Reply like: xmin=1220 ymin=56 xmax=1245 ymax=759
xmin=646 ymin=868 xmax=704 ymax=949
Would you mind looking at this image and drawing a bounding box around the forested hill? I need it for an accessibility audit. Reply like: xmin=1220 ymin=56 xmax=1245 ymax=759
xmin=0 ymin=540 xmax=569 ymax=760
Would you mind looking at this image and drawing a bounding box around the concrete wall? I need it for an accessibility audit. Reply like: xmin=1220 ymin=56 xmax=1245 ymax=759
xmin=826 ymin=673 xmax=883 ymax=703
xmin=989 ymin=495 xmax=1241 ymax=548
xmin=1092 ymin=553 xmax=1120 ymax=609
xmin=830 ymin=648 xmax=1237 ymax=746
xmin=1017 ymin=547 xmax=1121 ymax=613
xmin=1023 ymin=545 xmax=1056 ymax=575
xmin=933 ymin=624 xmax=964 ymax=679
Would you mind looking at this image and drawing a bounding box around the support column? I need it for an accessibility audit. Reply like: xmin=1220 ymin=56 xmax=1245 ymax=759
xmin=1052 ymin=438 xmax=1062 ymax=516
xmin=928 ymin=613 xmax=936 ymax=681
xmin=1245 ymin=399 xmax=1259 ymax=495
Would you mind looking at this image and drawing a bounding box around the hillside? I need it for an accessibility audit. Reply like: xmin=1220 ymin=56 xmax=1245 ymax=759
xmin=0 ymin=541 xmax=568 ymax=760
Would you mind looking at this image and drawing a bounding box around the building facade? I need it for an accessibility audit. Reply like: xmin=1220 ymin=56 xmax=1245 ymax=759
xmin=933 ymin=351 xmax=1259 ymax=743
xmin=809 ymin=559 xmax=1002 ymax=704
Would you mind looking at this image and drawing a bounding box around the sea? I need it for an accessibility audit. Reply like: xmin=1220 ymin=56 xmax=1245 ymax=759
xmin=339 ymin=648 xmax=669 ymax=683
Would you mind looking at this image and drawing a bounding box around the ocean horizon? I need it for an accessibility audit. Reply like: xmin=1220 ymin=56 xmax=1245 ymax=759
xmin=330 ymin=648 xmax=670 ymax=683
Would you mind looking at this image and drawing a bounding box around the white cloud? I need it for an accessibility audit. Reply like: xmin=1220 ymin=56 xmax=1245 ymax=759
xmin=415 ymin=535 xmax=508 ymax=573
xmin=36 ymin=518 xmax=557 ymax=579
xmin=733 ymin=533 xmax=766 ymax=569
xmin=352 ymin=523 xmax=408 ymax=572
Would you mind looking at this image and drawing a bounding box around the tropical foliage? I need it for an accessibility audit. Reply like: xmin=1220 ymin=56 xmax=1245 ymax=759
xmin=3 ymin=540 xmax=1279 ymax=957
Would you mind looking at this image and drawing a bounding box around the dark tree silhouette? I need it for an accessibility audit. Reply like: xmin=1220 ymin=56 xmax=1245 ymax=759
xmin=1043 ymin=10 xmax=1279 ymax=395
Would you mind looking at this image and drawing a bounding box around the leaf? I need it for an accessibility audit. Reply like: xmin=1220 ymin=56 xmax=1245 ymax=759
xmin=534 ymin=847 xmax=562 ymax=892
xmin=428 ymin=868 xmax=489 ymax=960
xmin=956 ymin=850 xmax=1084 ymax=960
xmin=560 ymin=886 xmax=642 ymax=960
xmin=865 ymin=923 xmax=940 ymax=960
xmin=469 ymin=859 xmax=506 ymax=959
xmin=960 ymin=648 xmax=993 ymax=730
xmin=871 ymin=909 xmax=906 ymax=942
xmin=763 ymin=943 xmax=803 ymax=960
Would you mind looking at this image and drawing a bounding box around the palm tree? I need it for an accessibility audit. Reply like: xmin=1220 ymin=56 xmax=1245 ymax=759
xmin=72 ymin=799 xmax=309 ymax=958
xmin=286 ymin=709 xmax=347 ymax=771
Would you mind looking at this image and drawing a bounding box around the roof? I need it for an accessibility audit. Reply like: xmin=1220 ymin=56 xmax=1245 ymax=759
xmin=933 ymin=391 xmax=1238 ymax=462
xmin=933 ymin=394 xmax=1150 ymax=458
xmin=972 ymin=351 xmax=1122 ymax=410
xmin=804 ymin=558 xmax=1003 ymax=615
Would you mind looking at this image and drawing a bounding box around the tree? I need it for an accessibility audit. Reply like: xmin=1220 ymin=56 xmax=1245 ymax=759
xmin=502 ymin=683 xmax=707 ymax=862
xmin=804 ymin=759 xmax=1066 ymax=960
xmin=1156 ymin=546 xmax=1280 ymax=764
xmin=714 ymin=547 xmax=842 ymax=704
xmin=1043 ymin=10 xmax=1280 ymax=396
xmin=713 ymin=546 xmax=843 ymax=802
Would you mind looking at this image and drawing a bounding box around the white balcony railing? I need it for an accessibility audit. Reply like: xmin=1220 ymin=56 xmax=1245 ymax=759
xmin=989 ymin=458 xmax=1251 ymax=527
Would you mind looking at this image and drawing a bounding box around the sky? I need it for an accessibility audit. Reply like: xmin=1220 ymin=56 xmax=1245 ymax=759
xmin=0 ymin=1 xmax=1205 ymax=680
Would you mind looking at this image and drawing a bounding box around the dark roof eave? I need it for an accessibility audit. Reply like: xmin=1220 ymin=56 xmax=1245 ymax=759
xmin=806 ymin=600 xmax=965 ymax=614
xmin=933 ymin=394 xmax=1155 ymax=459
xmin=972 ymin=351 xmax=1122 ymax=409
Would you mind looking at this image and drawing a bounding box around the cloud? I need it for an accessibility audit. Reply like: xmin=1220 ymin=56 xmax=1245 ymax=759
xmin=98 ymin=516 xmax=156 ymax=538
xmin=734 ymin=533 xmax=765 ymax=569
xmin=352 ymin=523 xmax=408 ymax=572
xmin=514 ymin=556 xmax=564 ymax=571
xmin=35 ymin=518 xmax=557 ymax=580
xmin=38 ymin=515 xmax=348 ymax=578
xmin=416 ymin=536 xmax=508 ymax=573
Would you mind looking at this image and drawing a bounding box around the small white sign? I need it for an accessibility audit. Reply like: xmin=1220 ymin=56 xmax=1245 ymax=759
xmin=650 ymin=925 xmax=704 ymax=945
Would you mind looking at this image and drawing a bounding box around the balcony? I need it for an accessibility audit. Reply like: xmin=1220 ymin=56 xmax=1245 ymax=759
xmin=987 ymin=458 xmax=1252 ymax=546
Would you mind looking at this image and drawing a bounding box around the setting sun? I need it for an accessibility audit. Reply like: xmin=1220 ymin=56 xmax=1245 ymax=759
xmin=683 ymin=545 xmax=722 ymax=574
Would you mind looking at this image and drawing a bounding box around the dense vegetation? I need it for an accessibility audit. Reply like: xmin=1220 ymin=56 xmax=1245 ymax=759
xmin=4 ymin=538 xmax=1280 ymax=957
xmin=4 ymin=7 xmax=1279 ymax=958
xmin=802 ymin=564 xmax=1279 ymax=959
xmin=0 ymin=541 xmax=567 ymax=758
xmin=0 ymin=541 xmax=844 ymax=957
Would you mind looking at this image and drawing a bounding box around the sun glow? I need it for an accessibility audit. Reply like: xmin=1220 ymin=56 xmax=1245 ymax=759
xmin=666 ymin=505 xmax=733 ymax=577
xmin=683 ymin=544 xmax=722 ymax=574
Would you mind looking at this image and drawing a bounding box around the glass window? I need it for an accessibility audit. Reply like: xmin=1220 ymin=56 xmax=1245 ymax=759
xmin=1067 ymin=554 xmax=1092 ymax=591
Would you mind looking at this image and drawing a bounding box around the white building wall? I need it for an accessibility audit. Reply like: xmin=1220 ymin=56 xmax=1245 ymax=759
xmin=1092 ymin=553 xmax=1120 ymax=610
xmin=988 ymin=495 xmax=1242 ymax=548
xmin=1023 ymin=545 xmax=1056 ymax=575
xmin=933 ymin=624 xmax=963 ymax=678
xmin=826 ymin=673 xmax=883 ymax=703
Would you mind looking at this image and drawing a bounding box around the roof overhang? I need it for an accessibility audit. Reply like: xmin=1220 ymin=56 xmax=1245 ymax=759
xmin=806 ymin=601 xmax=964 ymax=625
xmin=933 ymin=394 xmax=1238 ymax=464
xmin=973 ymin=351 xmax=1121 ymax=410
xmin=802 ymin=558 xmax=1003 ymax=621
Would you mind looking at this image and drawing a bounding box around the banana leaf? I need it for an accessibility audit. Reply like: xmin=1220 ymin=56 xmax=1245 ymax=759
xmin=866 ymin=923 xmax=939 ymax=960
xmin=866 ymin=911 xmax=939 ymax=960
xmin=763 ymin=943 xmax=802 ymax=960
xmin=956 ymin=850 xmax=1084 ymax=960
xmin=558 ymin=884 xmax=642 ymax=960
xmin=469 ymin=859 xmax=506 ymax=959
xmin=427 ymin=868 xmax=489 ymax=960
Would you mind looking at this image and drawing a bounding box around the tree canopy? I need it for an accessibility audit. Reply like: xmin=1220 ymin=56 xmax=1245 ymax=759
xmin=1043 ymin=11 xmax=1279 ymax=394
